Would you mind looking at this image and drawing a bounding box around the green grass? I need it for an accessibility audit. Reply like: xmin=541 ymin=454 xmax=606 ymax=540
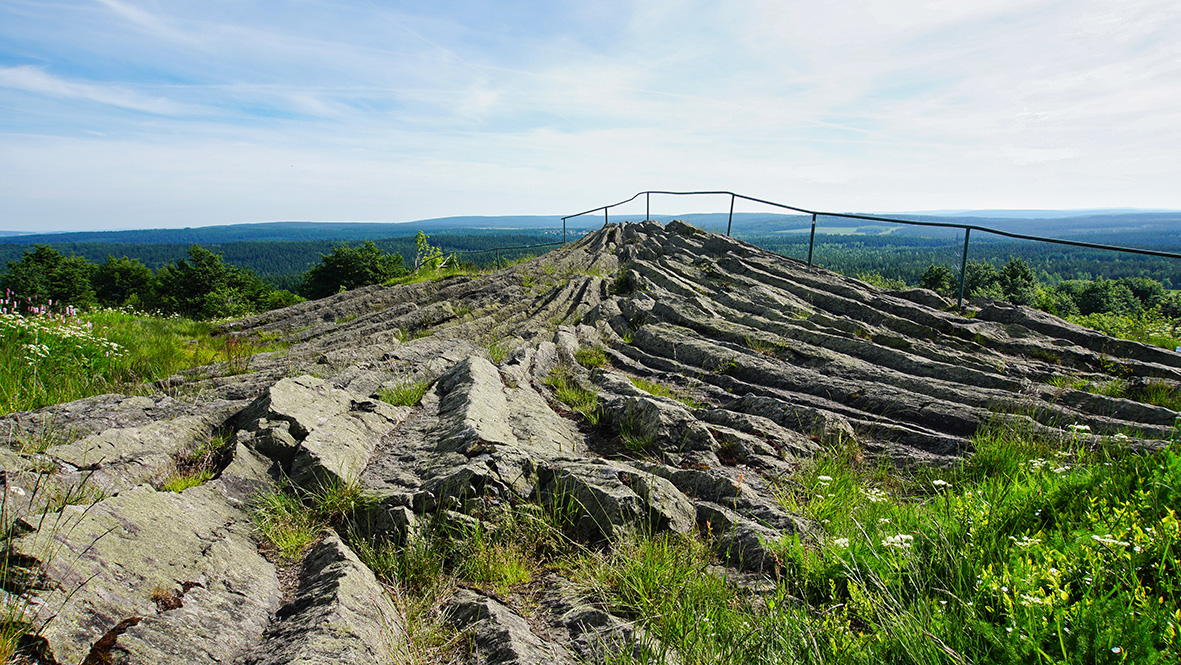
xmin=0 ymin=307 xmax=284 ymax=415
xmin=1068 ymin=308 xmax=1181 ymax=350
xmin=574 ymin=346 xmax=608 ymax=369
xmin=250 ymin=478 xmax=376 ymax=559
xmin=377 ymin=380 xmax=430 ymax=407
xmin=383 ymin=262 xmax=478 ymax=287
xmin=617 ymin=414 xmax=656 ymax=452
xmin=546 ymin=366 xmax=600 ymax=425
xmin=486 ymin=338 xmax=511 ymax=363
xmin=629 ymin=376 xmax=706 ymax=409
xmin=156 ymin=432 xmax=230 ymax=493
xmin=576 ymin=424 xmax=1181 ymax=664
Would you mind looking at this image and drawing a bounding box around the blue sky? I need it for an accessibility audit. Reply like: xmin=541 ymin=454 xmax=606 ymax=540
xmin=1 ymin=0 xmax=1179 ymax=232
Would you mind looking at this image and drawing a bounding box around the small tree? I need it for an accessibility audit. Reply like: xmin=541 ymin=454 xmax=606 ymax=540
xmin=999 ymin=257 xmax=1038 ymax=306
xmin=414 ymin=231 xmax=445 ymax=270
xmin=919 ymin=265 xmax=956 ymax=297
xmin=2 ymin=245 xmax=97 ymax=309
xmin=964 ymin=260 xmax=1001 ymax=299
xmin=299 ymin=241 xmax=408 ymax=300
xmin=93 ymin=255 xmax=153 ymax=307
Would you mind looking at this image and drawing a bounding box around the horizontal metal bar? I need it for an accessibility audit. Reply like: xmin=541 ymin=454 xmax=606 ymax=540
xmin=564 ymin=190 xmax=1181 ymax=262
xmin=446 ymin=241 xmax=565 ymax=255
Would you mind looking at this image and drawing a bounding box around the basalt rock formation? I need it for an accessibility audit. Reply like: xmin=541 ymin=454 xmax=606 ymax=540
xmin=2 ymin=220 xmax=1177 ymax=664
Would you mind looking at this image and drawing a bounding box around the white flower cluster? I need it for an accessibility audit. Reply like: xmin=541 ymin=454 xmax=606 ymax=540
xmin=1091 ymin=534 xmax=1131 ymax=547
xmin=881 ymin=533 xmax=914 ymax=549
xmin=1010 ymin=534 xmax=1042 ymax=548
xmin=861 ymin=486 xmax=888 ymax=503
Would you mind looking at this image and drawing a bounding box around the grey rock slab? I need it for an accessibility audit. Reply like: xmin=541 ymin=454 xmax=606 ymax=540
xmin=537 ymin=460 xmax=695 ymax=540
xmin=447 ymin=588 xmax=576 ymax=665
xmin=16 ymin=482 xmax=279 ymax=665
xmin=237 ymin=530 xmax=403 ymax=665
xmin=236 ymin=375 xmax=408 ymax=488
xmin=435 ymin=355 xmax=583 ymax=460
xmin=42 ymin=415 xmax=211 ymax=493
xmin=695 ymin=500 xmax=791 ymax=573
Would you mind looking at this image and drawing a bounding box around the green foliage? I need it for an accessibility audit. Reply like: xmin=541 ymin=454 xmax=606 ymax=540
xmin=0 ymin=306 xmax=282 ymax=414
xmin=92 ymin=255 xmax=153 ymax=307
xmin=377 ymin=380 xmax=430 ymax=407
xmin=856 ymin=272 xmax=906 ymax=289
xmin=617 ymin=414 xmax=656 ymax=452
xmin=1067 ymin=308 xmax=1181 ymax=350
xmin=157 ymin=433 xmax=230 ymax=493
xmin=250 ymin=489 xmax=322 ymax=559
xmin=2 ymin=245 xmax=97 ymax=309
xmin=299 ymin=240 xmax=409 ymax=299
xmin=152 ymin=245 xmax=274 ymax=319
xmin=414 ymin=231 xmax=445 ymax=270
xmin=629 ymin=376 xmax=705 ymax=409
xmin=574 ymin=346 xmax=608 ymax=369
xmin=999 ymin=256 xmax=1039 ymax=306
xmin=920 ymin=264 xmax=956 ymax=297
xmin=545 ymin=366 xmax=600 ymax=425
xmin=580 ymin=426 xmax=1181 ymax=664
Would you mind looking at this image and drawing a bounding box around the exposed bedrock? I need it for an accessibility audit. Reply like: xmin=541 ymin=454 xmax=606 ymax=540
xmin=2 ymin=219 xmax=1177 ymax=664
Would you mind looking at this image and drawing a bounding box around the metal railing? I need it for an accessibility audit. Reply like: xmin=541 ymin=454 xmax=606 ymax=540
xmin=563 ymin=190 xmax=1181 ymax=310
xmin=446 ymin=240 xmax=568 ymax=269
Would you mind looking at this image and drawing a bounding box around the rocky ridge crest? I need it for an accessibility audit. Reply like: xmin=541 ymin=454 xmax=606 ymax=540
xmin=2 ymin=220 xmax=1177 ymax=664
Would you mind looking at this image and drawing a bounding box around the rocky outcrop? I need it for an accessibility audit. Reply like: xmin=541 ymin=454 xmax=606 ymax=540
xmin=2 ymin=219 xmax=1177 ymax=664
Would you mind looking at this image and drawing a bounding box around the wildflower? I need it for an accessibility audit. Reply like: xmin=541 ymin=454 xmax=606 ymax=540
xmin=1010 ymin=535 xmax=1042 ymax=548
xmin=932 ymin=479 xmax=951 ymax=489
xmin=1068 ymin=423 xmax=1091 ymax=433
xmin=881 ymin=534 xmax=914 ymax=549
xmin=861 ymin=487 xmax=888 ymax=503
xmin=832 ymin=538 xmax=849 ymax=548
xmin=1112 ymin=647 xmax=1122 ymax=654
xmin=1113 ymin=433 xmax=1129 ymax=442
xmin=817 ymin=475 xmax=833 ymax=482
xmin=1092 ymin=534 xmax=1130 ymax=547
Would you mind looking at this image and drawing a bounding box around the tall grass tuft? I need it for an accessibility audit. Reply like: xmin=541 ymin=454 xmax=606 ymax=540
xmin=580 ymin=424 xmax=1181 ymax=663
xmin=0 ymin=305 xmax=284 ymax=415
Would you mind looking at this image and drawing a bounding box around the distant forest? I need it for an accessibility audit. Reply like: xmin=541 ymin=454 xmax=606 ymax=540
xmin=5 ymin=211 xmax=1181 ymax=292
xmin=0 ymin=231 xmax=576 ymax=292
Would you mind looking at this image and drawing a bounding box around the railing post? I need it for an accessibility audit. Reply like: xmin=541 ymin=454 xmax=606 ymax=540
xmin=562 ymin=217 xmax=567 ymax=244
xmin=646 ymin=192 xmax=650 ymax=221
xmin=495 ymin=248 xmax=500 ymax=269
xmin=807 ymin=214 xmax=817 ymax=267
xmin=726 ymin=194 xmax=735 ymax=236
xmin=957 ymin=228 xmax=971 ymax=310
xmin=604 ymin=207 xmax=608 ymax=228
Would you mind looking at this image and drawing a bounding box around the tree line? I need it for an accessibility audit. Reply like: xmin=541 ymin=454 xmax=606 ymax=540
xmin=917 ymin=257 xmax=1181 ymax=319
xmin=0 ymin=236 xmax=455 ymax=319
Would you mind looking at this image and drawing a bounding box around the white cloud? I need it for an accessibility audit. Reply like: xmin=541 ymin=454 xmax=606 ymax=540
xmin=0 ymin=0 xmax=1179 ymax=231
xmin=0 ymin=65 xmax=189 ymax=115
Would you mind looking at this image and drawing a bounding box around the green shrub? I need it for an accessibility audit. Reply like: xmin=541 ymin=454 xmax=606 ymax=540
xmin=377 ymin=380 xmax=430 ymax=407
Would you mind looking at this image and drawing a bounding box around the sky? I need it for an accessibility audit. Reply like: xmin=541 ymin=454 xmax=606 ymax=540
xmin=1 ymin=0 xmax=1180 ymax=233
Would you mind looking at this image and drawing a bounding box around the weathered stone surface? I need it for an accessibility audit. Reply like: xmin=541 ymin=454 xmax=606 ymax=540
xmin=235 ymin=375 xmax=408 ymax=487
xmin=7 ymin=219 xmax=1179 ymax=665
xmin=42 ymin=415 xmax=211 ymax=493
xmin=237 ymin=530 xmax=402 ymax=665
xmin=447 ymin=589 xmax=576 ymax=665
xmin=15 ymin=481 xmax=279 ymax=665
xmin=537 ymin=460 xmax=696 ymax=540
